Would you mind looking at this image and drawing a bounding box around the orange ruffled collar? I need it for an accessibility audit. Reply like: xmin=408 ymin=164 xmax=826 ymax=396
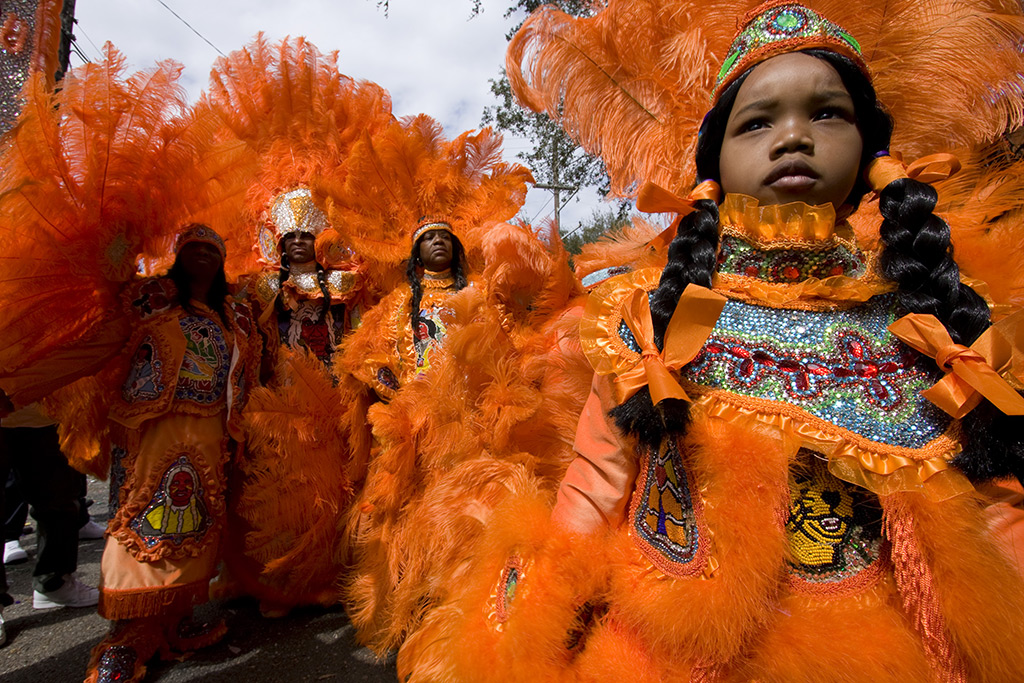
xmin=718 ymin=193 xmax=857 ymax=247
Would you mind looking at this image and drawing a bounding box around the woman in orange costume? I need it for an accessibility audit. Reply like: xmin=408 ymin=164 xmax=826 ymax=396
xmin=397 ymin=3 xmax=1024 ymax=681
xmin=345 ymin=217 xmax=470 ymax=401
xmin=194 ymin=37 xmax=392 ymax=617
xmin=0 ymin=51 xmax=262 ymax=683
xmin=81 ymin=226 xmax=259 ymax=682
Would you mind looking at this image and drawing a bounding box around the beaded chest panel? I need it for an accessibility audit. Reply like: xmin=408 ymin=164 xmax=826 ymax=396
xmin=175 ymin=315 xmax=230 ymax=405
xmin=629 ymin=439 xmax=710 ymax=577
xmin=786 ymin=452 xmax=885 ymax=591
xmin=619 ymin=294 xmax=951 ymax=449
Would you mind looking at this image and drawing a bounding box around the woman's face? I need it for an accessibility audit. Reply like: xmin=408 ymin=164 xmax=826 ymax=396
xmin=177 ymin=241 xmax=224 ymax=282
xmin=282 ymin=231 xmax=316 ymax=265
xmin=417 ymin=229 xmax=453 ymax=271
xmin=718 ymin=52 xmax=863 ymax=209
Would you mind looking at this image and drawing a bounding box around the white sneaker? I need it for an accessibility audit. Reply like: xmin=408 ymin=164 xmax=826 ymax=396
xmin=33 ymin=574 xmax=99 ymax=609
xmin=3 ymin=540 xmax=27 ymax=564
xmin=0 ymin=610 xmax=6 ymax=647
xmin=78 ymin=519 xmax=106 ymax=540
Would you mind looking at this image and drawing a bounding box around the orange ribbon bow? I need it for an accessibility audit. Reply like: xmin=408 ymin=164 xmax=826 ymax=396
xmin=615 ymin=284 xmax=727 ymax=405
xmin=866 ymin=153 xmax=961 ymax=193
xmin=637 ymin=180 xmax=722 ymax=253
xmin=888 ymin=310 xmax=1024 ymax=419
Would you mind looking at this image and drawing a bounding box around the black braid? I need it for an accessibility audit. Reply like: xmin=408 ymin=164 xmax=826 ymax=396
xmin=876 ymin=176 xmax=1024 ymax=484
xmin=315 ymin=263 xmax=332 ymax=319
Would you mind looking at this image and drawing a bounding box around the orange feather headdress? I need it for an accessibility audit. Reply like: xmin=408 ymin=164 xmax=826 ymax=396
xmin=0 ymin=46 xmax=237 ymax=374
xmin=312 ymin=115 xmax=534 ymax=296
xmin=507 ymin=0 xmax=1024 ymax=196
xmin=199 ymin=35 xmax=396 ymax=274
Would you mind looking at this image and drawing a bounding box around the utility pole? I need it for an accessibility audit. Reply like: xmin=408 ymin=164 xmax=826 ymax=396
xmin=534 ymin=136 xmax=576 ymax=233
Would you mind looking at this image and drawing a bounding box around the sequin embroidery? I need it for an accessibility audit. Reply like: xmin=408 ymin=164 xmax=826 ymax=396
xmin=616 ymin=294 xmax=952 ymax=448
xmin=175 ymin=315 xmax=229 ymax=404
xmin=494 ymin=554 xmax=524 ymax=625
xmin=109 ymin=444 xmax=127 ymax=512
xmin=122 ymin=337 xmax=164 ymax=403
xmin=95 ymin=645 xmax=137 ymax=683
xmin=129 ymin=455 xmax=210 ymax=548
xmin=631 ymin=439 xmax=709 ymax=577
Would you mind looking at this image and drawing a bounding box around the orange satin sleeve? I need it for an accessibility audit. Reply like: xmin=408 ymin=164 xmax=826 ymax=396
xmin=0 ymin=317 xmax=131 ymax=410
xmin=551 ymin=374 xmax=639 ymax=535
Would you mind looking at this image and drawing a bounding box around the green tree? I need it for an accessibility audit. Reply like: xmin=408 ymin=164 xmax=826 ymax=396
xmin=561 ymin=206 xmax=631 ymax=256
xmin=482 ymin=0 xmax=629 ymax=248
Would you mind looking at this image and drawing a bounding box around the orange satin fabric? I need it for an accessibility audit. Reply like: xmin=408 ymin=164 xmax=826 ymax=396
xmin=615 ymin=285 xmax=726 ymax=405
xmin=866 ymin=153 xmax=961 ymax=192
xmin=889 ymin=311 xmax=1024 ymax=418
xmin=637 ymin=180 xmax=722 ymax=252
xmin=552 ymin=375 xmax=638 ymax=535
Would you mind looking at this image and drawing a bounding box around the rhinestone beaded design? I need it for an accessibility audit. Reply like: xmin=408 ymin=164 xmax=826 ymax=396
xmin=96 ymin=645 xmax=137 ymax=683
xmin=618 ymin=294 xmax=951 ymax=448
xmin=717 ymin=234 xmax=866 ymax=282
xmin=0 ymin=1 xmax=38 ymax=137
xmin=714 ymin=2 xmax=863 ymax=100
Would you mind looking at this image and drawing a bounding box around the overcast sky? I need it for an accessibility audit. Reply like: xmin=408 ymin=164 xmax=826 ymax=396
xmin=70 ymin=0 xmax=606 ymax=231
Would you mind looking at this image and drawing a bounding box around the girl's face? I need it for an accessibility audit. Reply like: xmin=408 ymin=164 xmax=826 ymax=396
xmin=718 ymin=52 xmax=863 ymax=209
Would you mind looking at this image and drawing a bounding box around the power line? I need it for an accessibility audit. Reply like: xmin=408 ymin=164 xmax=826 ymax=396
xmin=153 ymin=0 xmax=225 ymax=58
xmin=69 ymin=39 xmax=91 ymax=64
xmin=73 ymin=20 xmax=105 ymax=62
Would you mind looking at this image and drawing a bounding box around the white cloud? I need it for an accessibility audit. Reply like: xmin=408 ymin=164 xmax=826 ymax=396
xmin=71 ymin=0 xmax=609 ymax=229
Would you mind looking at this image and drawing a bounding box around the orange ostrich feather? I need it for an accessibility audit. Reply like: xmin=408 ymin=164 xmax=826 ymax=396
xmin=199 ymin=35 xmax=396 ymax=277
xmin=508 ymin=0 xmax=1024 ymax=197
xmin=0 ymin=46 xmax=238 ymax=380
xmin=313 ymin=116 xmax=534 ymax=297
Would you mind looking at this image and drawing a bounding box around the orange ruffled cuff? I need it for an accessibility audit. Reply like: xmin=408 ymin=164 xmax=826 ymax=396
xmin=703 ymin=396 xmax=971 ymax=502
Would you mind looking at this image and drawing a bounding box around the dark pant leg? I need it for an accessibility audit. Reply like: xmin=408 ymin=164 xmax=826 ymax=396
xmin=4 ymin=470 xmax=28 ymax=542
xmin=4 ymin=426 xmax=82 ymax=593
xmin=0 ymin=444 xmax=11 ymax=607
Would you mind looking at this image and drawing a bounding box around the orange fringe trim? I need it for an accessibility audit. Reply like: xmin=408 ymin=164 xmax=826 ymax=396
xmin=99 ymin=579 xmax=208 ymax=621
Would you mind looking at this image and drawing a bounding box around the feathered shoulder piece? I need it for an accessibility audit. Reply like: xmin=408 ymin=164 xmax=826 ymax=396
xmin=199 ymin=35 xmax=396 ymax=277
xmin=313 ymin=115 xmax=534 ymax=297
xmin=507 ymin=0 xmax=1024 ymax=196
xmin=0 ymin=46 xmax=225 ymax=375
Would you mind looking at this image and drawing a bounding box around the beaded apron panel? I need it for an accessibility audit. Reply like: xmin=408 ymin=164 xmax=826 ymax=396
xmin=629 ymin=439 xmax=710 ymax=578
xmin=619 ymin=294 xmax=950 ymax=449
xmin=786 ymin=451 xmax=886 ymax=594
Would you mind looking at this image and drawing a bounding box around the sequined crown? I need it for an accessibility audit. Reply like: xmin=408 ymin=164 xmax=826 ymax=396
xmin=269 ymin=187 xmax=330 ymax=242
xmin=175 ymin=224 xmax=226 ymax=258
xmin=412 ymin=215 xmax=459 ymax=244
xmin=713 ymin=0 xmax=866 ymax=102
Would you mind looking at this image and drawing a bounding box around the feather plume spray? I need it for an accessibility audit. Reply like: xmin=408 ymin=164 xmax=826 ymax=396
xmin=313 ymin=115 xmax=533 ymax=297
xmin=199 ymin=35 xmax=395 ymax=277
xmin=234 ymin=347 xmax=356 ymax=607
xmin=933 ymin=142 xmax=1024 ymax=307
xmin=0 ymin=45 xmax=231 ymax=377
xmin=508 ymin=0 xmax=1024 ymax=197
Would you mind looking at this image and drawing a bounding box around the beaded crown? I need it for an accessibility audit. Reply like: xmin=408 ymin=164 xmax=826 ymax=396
xmin=713 ymin=1 xmax=867 ymax=102
xmin=175 ymin=224 xmax=226 ymax=259
xmin=412 ymin=216 xmax=459 ymax=245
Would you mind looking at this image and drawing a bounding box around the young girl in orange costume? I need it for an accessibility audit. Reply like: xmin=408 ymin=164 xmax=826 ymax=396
xmin=396 ymin=3 xmax=1024 ymax=681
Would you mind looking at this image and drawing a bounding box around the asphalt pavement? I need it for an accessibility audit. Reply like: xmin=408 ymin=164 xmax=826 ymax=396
xmin=0 ymin=476 xmax=398 ymax=682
